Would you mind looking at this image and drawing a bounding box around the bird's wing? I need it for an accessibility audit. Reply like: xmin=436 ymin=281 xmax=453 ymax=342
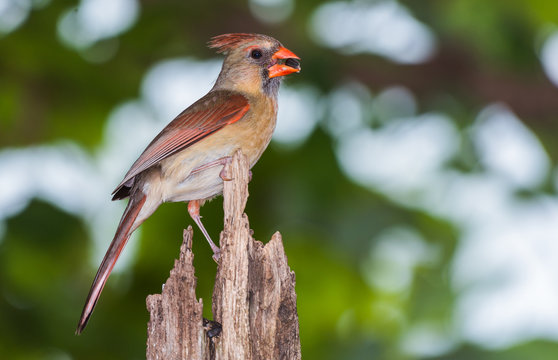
xmin=112 ymin=90 xmax=250 ymax=199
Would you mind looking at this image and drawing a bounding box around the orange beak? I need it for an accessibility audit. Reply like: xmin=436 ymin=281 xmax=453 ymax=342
xmin=268 ymin=47 xmax=301 ymax=78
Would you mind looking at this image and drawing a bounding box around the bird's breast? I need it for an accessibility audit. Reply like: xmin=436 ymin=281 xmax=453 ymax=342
xmin=227 ymin=95 xmax=277 ymax=166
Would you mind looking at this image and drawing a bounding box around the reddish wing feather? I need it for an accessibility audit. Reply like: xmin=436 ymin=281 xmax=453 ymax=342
xmin=112 ymin=91 xmax=250 ymax=196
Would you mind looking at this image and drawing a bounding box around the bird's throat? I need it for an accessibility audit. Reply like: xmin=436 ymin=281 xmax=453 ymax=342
xmin=262 ymin=74 xmax=281 ymax=99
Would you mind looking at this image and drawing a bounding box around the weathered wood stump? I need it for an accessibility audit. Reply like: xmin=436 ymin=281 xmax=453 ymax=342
xmin=146 ymin=151 xmax=301 ymax=360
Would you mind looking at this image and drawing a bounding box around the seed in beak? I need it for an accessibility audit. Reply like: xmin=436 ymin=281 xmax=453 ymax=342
xmin=285 ymin=58 xmax=300 ymax=70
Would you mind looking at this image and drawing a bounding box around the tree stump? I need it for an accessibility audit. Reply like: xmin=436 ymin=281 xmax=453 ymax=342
xmin=146 ymin=151 xmax=301 ymax=360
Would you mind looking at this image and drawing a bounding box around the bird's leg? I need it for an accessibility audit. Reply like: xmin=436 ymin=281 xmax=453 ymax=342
xmin=190 ymin=156 xmax=233 ymax=181
xmin=187 ymin=200 xmax=220 ymax=262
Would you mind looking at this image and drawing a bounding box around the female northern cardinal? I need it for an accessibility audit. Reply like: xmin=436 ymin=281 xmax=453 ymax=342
xmin=76 ymin=33 xmax=300 ymax=334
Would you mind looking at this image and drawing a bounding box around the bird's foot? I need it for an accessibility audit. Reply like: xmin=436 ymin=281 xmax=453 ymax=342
xmin=203 ymin=230 xmax=221 ymax=263
xmin=218 ymin=156 xmax=233 ymax=181
xmin=212 ymin=248 xmax=221 ymax=263
xmin=203 ymin=318 xmax=222 ymax=338
xmin=219 ymin=166 xmax=233 ymax=181
xmin=220 ymin=163 xmax=252 ymax=182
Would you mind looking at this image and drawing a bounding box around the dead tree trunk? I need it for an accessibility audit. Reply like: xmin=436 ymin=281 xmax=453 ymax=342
xmin=146 ymin=151 xmax=301 ymax=360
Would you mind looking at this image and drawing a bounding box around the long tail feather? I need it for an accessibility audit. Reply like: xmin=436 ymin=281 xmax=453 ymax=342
xmin=76 ymin=193 xmax=147 ymax=334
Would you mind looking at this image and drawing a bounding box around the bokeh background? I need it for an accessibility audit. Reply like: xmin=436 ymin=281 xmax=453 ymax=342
xmin=2 ymin=0 xmax=558 ymax=359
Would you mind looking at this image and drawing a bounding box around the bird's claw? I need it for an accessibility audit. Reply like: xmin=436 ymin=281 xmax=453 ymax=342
xmin=212 ymin=249 xmax=221 ymax=263
xmin=219 ymin=167 xmax=233 ymax=181
xmin=203 ymin=318 xmax=222 ymax=338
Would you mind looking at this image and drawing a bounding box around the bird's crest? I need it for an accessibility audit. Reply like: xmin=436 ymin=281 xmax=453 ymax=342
xmin=208 ymin=33 xmax=271 ymax=54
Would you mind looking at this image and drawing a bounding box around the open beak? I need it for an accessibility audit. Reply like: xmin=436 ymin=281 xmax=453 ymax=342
xmin=268 ymin=47 xmax=301 ymax=78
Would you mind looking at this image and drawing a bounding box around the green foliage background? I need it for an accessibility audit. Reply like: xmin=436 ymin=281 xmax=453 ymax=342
xmin=1 ymin=0 xmax=558 ymax=359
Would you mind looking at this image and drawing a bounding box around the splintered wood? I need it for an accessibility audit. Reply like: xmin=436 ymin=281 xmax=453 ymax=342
xmin=146 ymin=151 xmax=301 ymax=360
xmin=146 ymin=228 xmax=206 ymax=359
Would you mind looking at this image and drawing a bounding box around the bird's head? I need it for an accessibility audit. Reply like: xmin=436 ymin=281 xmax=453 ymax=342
xmin=209 ymin=33 xmax=300 ymax=97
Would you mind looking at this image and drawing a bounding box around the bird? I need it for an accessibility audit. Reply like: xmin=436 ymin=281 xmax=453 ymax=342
xmin=76 ymin=33 xmax=300 ymax=334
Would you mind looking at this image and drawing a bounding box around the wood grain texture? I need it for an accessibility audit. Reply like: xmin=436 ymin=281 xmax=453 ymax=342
xmin=146 ymin=150 xmax=301 ymax=360
xmin=146 ymin=228 xmax=206 ymax=359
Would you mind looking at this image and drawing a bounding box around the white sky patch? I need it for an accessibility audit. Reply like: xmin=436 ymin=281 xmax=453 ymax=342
xmin=400 ymin=322 xmax=457 ymax=357
xmin=273 ymin=85 xmax=320 ymax=148
xmin=373 ymin=86 xmax=417 ymax=123
xmin=57 ymin=0 xmax=139 ymax=49
xmin=540 ymin=29 xmax=558 ymax=88
xmin=100 ymin=100 xmax=160 ymax=180
xmin=0 ymin=0 xmax=31 ymax=35
xmin=311 ymin=0 xmax=436 ymax=64
xmin=0 ymin=144 xmax=101 ymax=218
xmin=453 ymin=196 xmax=558 ymax=347
xmin=0 ymin=151 xmax=34 ymax=220
xmin=141 ymin=58 xmax=221 ymax=121
xmin=473 ymin=104 xmax=550 ymax=189
xmin=362 ymin=226 xmax=439 ymax=293
xmin=0 ymin=140 xmax=142 ymax=272
xmin=249 ymin=0 xmax=294 ymax=24
xmin=336 ymin=113 xmax=460 ymax=195
xmin=323 ymin=82 xmax=372 ymax=138
xmin=424 ymin=173 xmax=513 ymax=228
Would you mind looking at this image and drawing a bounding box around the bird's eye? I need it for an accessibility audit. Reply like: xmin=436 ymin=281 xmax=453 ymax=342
xmin=250 ymin=49 xmax=263 ymax=59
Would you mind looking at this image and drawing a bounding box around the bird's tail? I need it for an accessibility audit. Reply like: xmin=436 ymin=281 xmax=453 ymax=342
xmin=75 ymin=192 xmax=147 ymax=334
